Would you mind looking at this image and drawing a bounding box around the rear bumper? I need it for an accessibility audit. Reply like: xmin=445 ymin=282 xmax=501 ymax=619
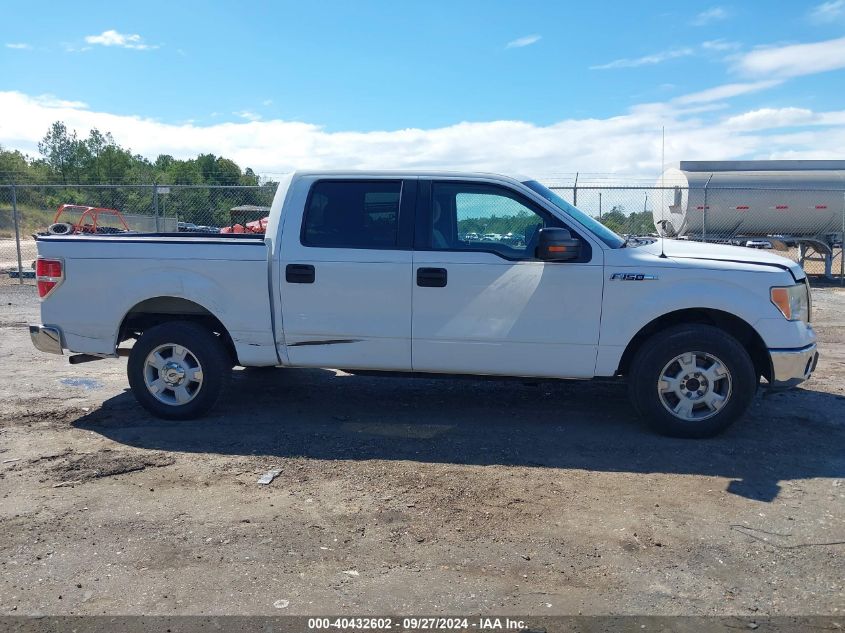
xmin=768 ymin=343 xmax=818 ymax=388
xmin=29 ymin=325 xmax=63 ymax=355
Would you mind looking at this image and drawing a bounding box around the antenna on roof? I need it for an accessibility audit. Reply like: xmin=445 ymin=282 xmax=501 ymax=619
xmin=659 ymin=125 xmax=667 ymax=258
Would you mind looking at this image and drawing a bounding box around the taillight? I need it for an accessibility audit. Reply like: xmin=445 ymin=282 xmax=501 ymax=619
xmin=36 ymin=258 xmax=63 ymax=298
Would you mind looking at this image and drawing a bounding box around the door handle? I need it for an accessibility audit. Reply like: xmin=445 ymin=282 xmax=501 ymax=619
xmin=417 ymin=267 xmax=447 ymax=287
xmin=286 ymin=264 xmax=315 ymax=284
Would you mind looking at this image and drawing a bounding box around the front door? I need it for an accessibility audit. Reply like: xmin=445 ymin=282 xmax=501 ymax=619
xmin=411 ymin=180 xmax=604 ymax=378
xmin=279 ymin=178 xmax=415 ymax=370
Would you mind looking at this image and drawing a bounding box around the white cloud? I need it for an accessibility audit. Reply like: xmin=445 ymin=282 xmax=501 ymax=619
xmin=691 ymin=7 xmax=729 ymax=26
xmin=723 ymin=107 xmax=845 ymax=131
xmin=673 ymin=80 xmax=782 ymax=104
xmin=84 ymin=29 xmax=157 ymax=50
xmin=701 ymin=39 xmax=741 ymax=52
xmin=809 ymin=0 xmax=845 ymax=23
xmin=591 ymin=48 xmax=694 ymax=70
xmin=593 ymin=40 xmax=742 ymax=71
xmin=506 ymin=35 xmax=541 ymax=49
xmin=5 ymin=43 xmax=32 ymax=50
xmin=32 ymin=94 xmax=89 ymax=109
xmin=723 ymin=107 xmax=816 ymax=131
xmin=734 ymin=36 xmax=845 ymax=78
xmin=3 ymin=90 xmax=845 ymax=181
xmin=234 ymin=110 xmax=262 ymax=121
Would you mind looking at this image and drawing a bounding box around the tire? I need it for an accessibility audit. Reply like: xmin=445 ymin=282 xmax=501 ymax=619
xmin=628 ymin=324 xmax=757 ymax=438
xmin=127 ymin=322 xmax=230 ymax=420
xmin=48 ymin=222 xmax=74 ymax=235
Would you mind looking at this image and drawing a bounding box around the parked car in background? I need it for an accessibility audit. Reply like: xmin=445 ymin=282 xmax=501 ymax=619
xmin=30 ymin=170 xmax=817 ymax=438
xmin=745 ymin=239 xmax=773 ymax=249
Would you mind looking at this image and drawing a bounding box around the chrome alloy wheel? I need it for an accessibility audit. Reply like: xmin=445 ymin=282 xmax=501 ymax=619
xmin=657 ymin=351 xmax=732 ymax=422
xmin=143 ymin=343 xmax=204 ymax=406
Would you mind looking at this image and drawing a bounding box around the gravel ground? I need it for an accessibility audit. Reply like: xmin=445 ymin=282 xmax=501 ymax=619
xmin=0 ymin=280 xmax=843 ymax=616
xmin=0 ymin=237 xmax=36 ymax=272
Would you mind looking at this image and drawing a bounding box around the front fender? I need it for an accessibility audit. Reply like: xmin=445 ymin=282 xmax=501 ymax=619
xmin=594 ymin=271 xmax=780 ymax=376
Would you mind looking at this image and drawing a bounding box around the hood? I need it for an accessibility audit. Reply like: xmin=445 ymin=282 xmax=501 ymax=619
xmin=637 ymin=239 xmax=805 ymax=280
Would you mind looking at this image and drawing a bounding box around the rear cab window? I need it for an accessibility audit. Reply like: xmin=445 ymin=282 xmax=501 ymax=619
xmin=302 ymin=180 xmax=402 ymax=249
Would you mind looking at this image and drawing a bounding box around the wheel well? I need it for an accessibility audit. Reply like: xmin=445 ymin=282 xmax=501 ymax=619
xmin=118 ymin=297 xmax=237 ymax=363
xmin=617 ymin=308 xmax=771 ymax=381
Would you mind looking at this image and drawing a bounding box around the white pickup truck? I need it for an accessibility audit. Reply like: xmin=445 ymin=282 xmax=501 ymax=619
xmin=30 ymin=171 xmax=818 ymax=437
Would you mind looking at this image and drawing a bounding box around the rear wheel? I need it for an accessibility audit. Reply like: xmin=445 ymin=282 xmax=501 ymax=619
xmin=628 ymin=324 xmax=757 ymax=438
xmin=128 ymin=322 xmax=230 ymax=420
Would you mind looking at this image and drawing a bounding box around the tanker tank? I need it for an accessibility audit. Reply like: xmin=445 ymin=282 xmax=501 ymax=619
xmin=652 ymin=160 xmax=845 ymax=238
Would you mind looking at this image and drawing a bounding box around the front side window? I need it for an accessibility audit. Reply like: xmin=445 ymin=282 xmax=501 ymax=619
xmin=303 ymin=180 xmax=401 ymax=248
xmin=429 ymin=182 xmax=554 ymax=259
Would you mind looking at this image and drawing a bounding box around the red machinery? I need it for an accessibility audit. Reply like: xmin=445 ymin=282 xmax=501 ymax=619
xmin=48 ymin=204 xmax=131 ymax=235
xmin=220 ymin=216 xmax=269 ymax=234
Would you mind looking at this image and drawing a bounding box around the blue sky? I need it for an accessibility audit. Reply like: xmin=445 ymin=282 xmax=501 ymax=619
xmin=1 ymin=1 xmax=844 ymax=179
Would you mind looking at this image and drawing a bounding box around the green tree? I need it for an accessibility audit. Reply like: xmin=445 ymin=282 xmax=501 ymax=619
xmin=37 ymin=122 xmax=78 ymax=184
xmin=84 ymin=129 xmax=111 ymax=183
xmin=599 ymin=206 xmax=627 ymax=234
xmin=154 ymin=154 xmax=175 ymax=172
xmin=0 ymin=145 xmax=31 ymax=183
xmin=213 ymin=157 xmax=242 ymax=185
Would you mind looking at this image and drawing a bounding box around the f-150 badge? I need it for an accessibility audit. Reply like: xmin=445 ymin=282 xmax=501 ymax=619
xmin=610 ymin=272 xmax=658 ymax=281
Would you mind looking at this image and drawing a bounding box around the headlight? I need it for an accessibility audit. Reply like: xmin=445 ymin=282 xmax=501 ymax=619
xmin=770 ymin=283 xmax=809 ymax=322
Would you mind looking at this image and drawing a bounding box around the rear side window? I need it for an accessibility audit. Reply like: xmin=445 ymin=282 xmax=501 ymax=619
xmin=302 ymin=180 xmax=401 ymax=249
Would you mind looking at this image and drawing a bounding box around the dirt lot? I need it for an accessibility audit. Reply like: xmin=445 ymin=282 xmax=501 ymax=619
xmin=0 ymin=238 xmax=36 ymax=273
xmin=0 ymin=280 xmax=843 ymax=616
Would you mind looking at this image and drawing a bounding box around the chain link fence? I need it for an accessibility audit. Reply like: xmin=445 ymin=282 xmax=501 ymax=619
xmin=2 ymin=182 xmax=843 ymax=285
xmin=0 ymin=183 xmax=276 ymax=285
xmin=549 ymin=185 xmax=845 ymax=281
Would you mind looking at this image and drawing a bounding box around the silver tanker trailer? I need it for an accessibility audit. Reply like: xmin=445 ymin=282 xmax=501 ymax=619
xmin=653 ymin=160 xmax=844 ymax=278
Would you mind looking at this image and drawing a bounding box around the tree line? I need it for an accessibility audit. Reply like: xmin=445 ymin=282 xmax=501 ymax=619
xmin=0 ymin=122 xmax=275 ymax=228
xmin=0 ymin=121 xmax=264 ymax=186
xmin=599 ymin=207 xmax=656 ymax=236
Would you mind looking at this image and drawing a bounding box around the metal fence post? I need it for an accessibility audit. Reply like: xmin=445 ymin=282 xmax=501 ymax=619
xmin=702 ymin=175 xmax=713 ymax=242
xmin=11 ymin=183 xmax=24 ymax=285
xmin=152 ymin=184 xmax=160 ymax=232
xmin=841 ymin=192 xmax=844 ymax=286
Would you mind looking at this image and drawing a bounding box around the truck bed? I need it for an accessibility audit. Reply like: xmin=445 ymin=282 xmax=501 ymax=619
xmin=36 ymin=233 xmax=278 ymax=365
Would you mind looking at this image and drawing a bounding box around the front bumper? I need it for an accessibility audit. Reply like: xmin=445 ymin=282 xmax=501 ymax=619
xmin=29 ymin=325 xmax=63 ymax=355
xmin=768 ymin=343 xmax=818 ymax=388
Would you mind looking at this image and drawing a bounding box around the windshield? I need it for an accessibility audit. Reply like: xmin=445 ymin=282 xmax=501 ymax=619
xmin=522 ymin=180 xmax=626 ymax=248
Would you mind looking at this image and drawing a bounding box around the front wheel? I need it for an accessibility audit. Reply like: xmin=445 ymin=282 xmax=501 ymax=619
xmin=128 ymin=322 xmax=230 ymax=420
xmin=628 ymin=324 xmax=757 ymax=438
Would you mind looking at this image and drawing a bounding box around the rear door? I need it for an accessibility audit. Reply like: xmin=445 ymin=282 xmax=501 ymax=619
xmin=279 ymin=177 xmax=416 ymax=370
xmin=411 ymin=179 xmax=604 ymax=378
